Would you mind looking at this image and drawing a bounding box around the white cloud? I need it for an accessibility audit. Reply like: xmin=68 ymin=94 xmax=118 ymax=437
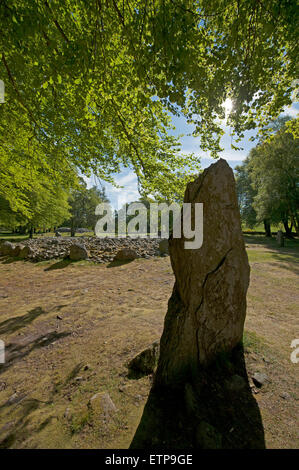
xmin=282 ymin=104 xmax=298 ymax=118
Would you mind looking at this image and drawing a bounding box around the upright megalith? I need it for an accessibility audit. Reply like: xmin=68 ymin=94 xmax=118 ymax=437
xmin=156 ymin=158 xmax=250 ymax=387
xmin=131 ymin=159 xmax=265 ymax=449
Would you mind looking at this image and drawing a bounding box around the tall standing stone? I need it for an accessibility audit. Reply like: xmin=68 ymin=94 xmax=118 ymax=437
xmin=156 ymin=158 xmax=250 ymax=387
xmin=131 ymin=159 xmax=265 ymax=449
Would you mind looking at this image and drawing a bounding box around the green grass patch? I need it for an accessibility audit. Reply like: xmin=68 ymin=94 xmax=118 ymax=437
xmin=243 ymin=330 xmax=268 ymax=355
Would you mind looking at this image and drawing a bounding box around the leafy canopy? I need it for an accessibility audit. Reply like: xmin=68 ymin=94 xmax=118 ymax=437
xmin=236 ymin=117 xmax=299 ymax=233
xmin=1 ymin=0 xmax=298 ymax=206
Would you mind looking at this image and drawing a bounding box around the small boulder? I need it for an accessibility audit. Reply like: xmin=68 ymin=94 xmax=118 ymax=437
xmin=0 ymin=241 xmax=15 ymax=256
xmin=11 ymin=244 xmax=23 ymax=257
xmin=88 ymin=392 xmax=117 ymax=418
xmin=19 ymin=245 xmax=33 ymax=259
xmin=252 ymin=372 xmax=270 ymax=388
xmin=128 ymin=341 xmax=160 ymax=375
xmin=280 ymin=391 xmax=291 ymax=400
xmin=64 ymin=407 xmax=73 ymax=421
xmin=114 ymin=248 xmax=138 ymax=261
xmin=69 ymin=244 xmax=88 ymax=261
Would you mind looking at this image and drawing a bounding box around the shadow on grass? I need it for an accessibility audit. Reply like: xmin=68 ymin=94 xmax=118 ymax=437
xmin=245 ymin=234 xmax=299 ymax=264
xmin=131 ymin=344 xmax=265 ymax=449
xmin=0 ymin=307 xmax=47 ymax=335
xmin=44 ymin=258 xmax=73 ymax=271
xmin=0 ymin=256 xmax=25 ymax=265
xmin=0 ymin=330 xmax=71 ymax=376
xmin=245 ymin=234 xmax=298 ymax=250
xmin=107 ymin=259 xmax=135 ymax=268
xmin=0 ymin=305 xmax=66 ymax=335
xmin=0 ymin=396 xmax=53 ymax=448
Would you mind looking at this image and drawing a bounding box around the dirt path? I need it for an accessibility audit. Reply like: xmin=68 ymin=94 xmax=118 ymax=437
xmin=0 ymin=244 xmax=298 ymax=448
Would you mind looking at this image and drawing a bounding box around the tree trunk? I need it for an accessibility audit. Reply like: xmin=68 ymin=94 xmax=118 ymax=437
xmin=283 ymin=220 xmax=294 ymax=239
xmin=263 ymin=219 xmax=271 ymax=237
xmin=131 ymin=159 xmax=265 ymax=449
xmin=70 ymin=219 xmax=76 ymax=237
xmin=29 ymin=226 xmax=33 ymax=239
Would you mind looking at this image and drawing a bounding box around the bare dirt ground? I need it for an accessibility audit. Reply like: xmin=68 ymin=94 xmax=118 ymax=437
xmin=0 ymin=237 xmax=298 ymax=449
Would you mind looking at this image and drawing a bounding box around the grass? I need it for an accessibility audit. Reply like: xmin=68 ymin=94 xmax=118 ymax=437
xmin=243 ymin=330 xmax=269 ymax=356
xmin=0 ymin=233 xmax=298 ymax=449
xmin=242 ymin=223 xmax=280 ymax=232
xmin=0 ymin=231 xmax=95 ymax=241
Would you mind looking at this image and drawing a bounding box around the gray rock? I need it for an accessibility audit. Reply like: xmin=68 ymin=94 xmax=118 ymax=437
xmin=88 ymin=392 xmax=117 ymax=418
xmin=128 ymin=341 xmax=160 ymax=375
xmin=114 ymin=247 xmax=138 ymax=261
xmin=0 ymin=241 xmax=15 ymax=256
xmin=0 ymin=381 xmax=6 ymax=391
xmin=280 ymin=391 xmax=291 ymax=400
xmin=11 ymin=244 xmax=23 ymax=257
xmin=69 ymin=244 xmax=88 ymax=260
xmin=154 ymin=159 xmax=250 ymax=386
xmin=252 ymin=372 xmax=270 ymax=388
xmin=64 ymin=407 xmax=72 ymax=421
xmin=19 ymin=245 xmax=33 ymax=259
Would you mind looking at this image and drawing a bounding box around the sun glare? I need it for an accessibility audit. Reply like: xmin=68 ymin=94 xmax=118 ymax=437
xmin=223 ymin=98 xmax=233 ymax=115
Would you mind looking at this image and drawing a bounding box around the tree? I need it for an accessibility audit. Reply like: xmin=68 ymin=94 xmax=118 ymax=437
xmin=236 ymin=118 xmax=299 ymax=237
xmin=235 ymin=160 xmax=257 ymax=229
xmin=0 ymin=0 xmax=298 ymax=205
xmin=65 ymin=180 xmax=109 ymax=237
xmin=248 ymin=120 xmax=299 ymax=237
xmin=0 ymin=175 xmax=71 ymax=237
xmin=0 ymin=110 xmax=78 ymax=221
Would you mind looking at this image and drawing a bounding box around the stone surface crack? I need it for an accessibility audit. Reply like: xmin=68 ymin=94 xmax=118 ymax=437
xmin=194 ymin=247 xmax=233 ymax=364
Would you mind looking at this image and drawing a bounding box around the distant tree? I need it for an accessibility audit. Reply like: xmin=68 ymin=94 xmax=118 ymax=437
xmin=248 ymin=119 xmax=299 ymax=237
xmin=0 ymin=176 xmax=71 ymax=237
xmin=66 ymin=180 xmax=109 ymax=237
xmin=235 ymin=160 xmax=257 ymax=229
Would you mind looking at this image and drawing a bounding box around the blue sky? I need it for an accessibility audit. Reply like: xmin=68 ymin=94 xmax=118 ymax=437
xmin=86 ymin=102 xmax=298 ymax=209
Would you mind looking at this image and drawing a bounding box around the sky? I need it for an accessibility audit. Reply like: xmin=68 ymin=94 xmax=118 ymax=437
xmin=85 ymin=101 xmax=298 ymax=210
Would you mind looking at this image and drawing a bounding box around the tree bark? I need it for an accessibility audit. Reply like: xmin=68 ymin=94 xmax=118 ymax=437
xmin=263 ymin=219 xmax=271 ymax=237
xmin=71 ymin=219 xmax=76 ymax=237
xmin=283 ymin=220 xmax=294 ymax=238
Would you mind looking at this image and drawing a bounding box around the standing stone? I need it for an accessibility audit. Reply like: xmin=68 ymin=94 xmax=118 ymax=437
xmin=131 ymin=159 xmax=264 ymax=449
xmin=156 ymin=158 xmax=250 ymax=386
xmin=276 ymin=230 xmax=284 ymax=247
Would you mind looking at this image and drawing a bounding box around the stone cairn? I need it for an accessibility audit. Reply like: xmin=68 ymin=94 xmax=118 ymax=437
xmin=0 ymin=237 xmax=166 ymax=263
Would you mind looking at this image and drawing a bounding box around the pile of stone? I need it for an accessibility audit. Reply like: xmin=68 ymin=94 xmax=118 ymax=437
xmin=0 ymin=237 xmax=169 ymax=263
